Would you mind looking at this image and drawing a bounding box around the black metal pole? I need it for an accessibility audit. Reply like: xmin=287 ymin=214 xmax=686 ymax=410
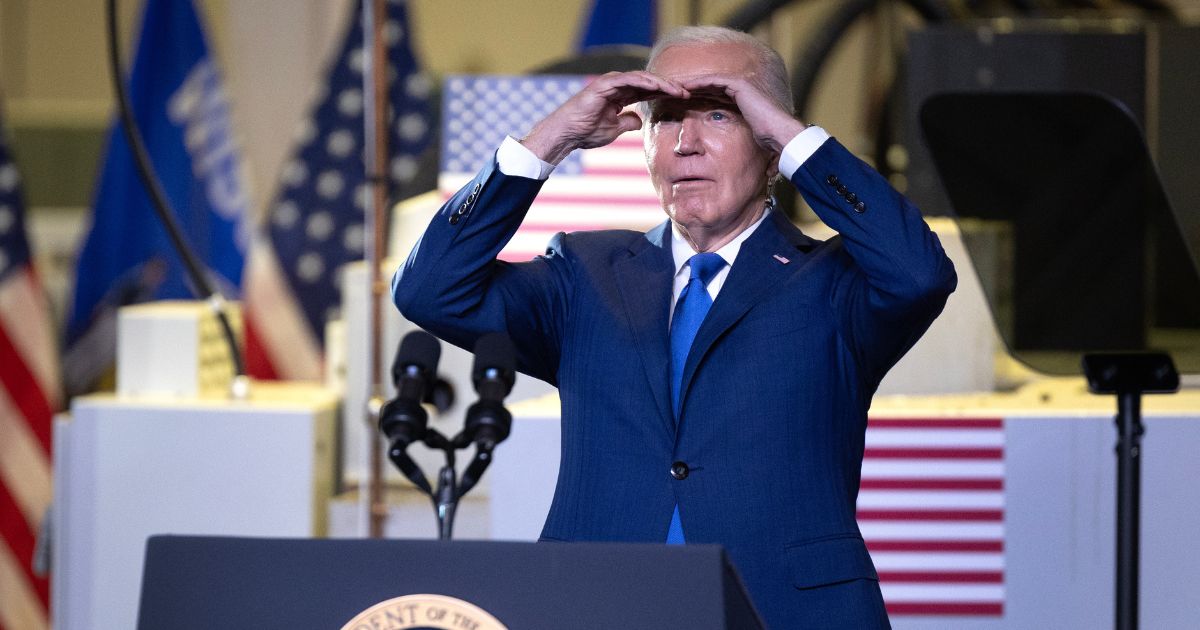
xmin=1082 ymin=352 xmax=1178 ymax=630
xmin=1114 ymin=389 xmax=1143 ymax=630
xmin=435 ymin=464 xmax=458 ymax=541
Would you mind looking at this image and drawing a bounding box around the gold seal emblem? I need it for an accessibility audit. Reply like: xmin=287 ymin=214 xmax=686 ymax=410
xmin=341 ymin=593 xmax=508 ymax=630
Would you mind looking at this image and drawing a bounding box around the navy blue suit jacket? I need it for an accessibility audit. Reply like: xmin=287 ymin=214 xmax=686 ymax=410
xmin=394 ymin=138 xmax=956 ymax=628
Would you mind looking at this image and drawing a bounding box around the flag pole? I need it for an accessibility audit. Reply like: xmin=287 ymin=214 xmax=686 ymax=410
xmin=363 ymin=0 xmax=391 ymax=538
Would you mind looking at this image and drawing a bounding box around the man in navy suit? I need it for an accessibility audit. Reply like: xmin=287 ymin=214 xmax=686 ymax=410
xmin=394 ymin=26 xmax=955 ymax=629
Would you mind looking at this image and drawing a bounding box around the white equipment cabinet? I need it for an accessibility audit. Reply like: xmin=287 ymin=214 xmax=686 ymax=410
xmin=52 ymin=384 xmax=337 ymax=630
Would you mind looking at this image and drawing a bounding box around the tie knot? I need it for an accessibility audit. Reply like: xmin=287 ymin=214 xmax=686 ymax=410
xmin=687 ymin=252 xmax=726 ymax=286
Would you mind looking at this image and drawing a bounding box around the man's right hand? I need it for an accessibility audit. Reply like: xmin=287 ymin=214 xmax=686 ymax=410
xmin=520 ymin=71 xmax=689 ymax=165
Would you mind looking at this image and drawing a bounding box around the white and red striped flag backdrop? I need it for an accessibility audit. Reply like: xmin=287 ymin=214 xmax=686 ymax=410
xmin=861 ymin=417 xmax=1006 ymax=616
xmin=439 ymin=75 xmax=665 ymax=261
xmin=0 ymin=121 xmax=58 ymax=630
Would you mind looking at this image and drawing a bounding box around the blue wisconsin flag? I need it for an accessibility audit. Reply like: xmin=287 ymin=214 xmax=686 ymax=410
xmin=579 ymin=0 xmax=656 ymax=50
xmin=65 ymin=0 xmax=247 ymax=394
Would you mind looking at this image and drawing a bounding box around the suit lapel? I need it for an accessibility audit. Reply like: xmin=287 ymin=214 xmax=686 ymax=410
xmin=677 ymin=212 xmax=817 ymax=410
xmin=613 ymin=220 xmax=676 ymax=436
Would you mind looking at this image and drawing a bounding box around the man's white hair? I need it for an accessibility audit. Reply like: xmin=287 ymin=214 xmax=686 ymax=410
xmin=645 ymin=25 xmax=794 ymax=115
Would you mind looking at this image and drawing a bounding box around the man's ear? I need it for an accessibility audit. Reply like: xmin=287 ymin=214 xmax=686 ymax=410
xmin=617 ymin=110 xmax=642 ymax=134
xmin=619 ymin=105 xmax=645 ymax=134
xmin=766 ymin=154 xmax=780 ymax=181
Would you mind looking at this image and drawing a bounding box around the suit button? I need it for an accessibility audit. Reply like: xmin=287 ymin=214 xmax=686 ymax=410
xmin=670 ymin=461 xmax=689 ymax=480
xmin=826 ymin=174 xmax=839 ymax=186
xmin=845 ymin=192 xmax=857 ymax=204
xmin=854 ymin=201 xmax=866 ymax=213
xmin=449 ymin=214 xmax=461 ymax=225
xmin=836 ymin=184 xmax=848 ymax=195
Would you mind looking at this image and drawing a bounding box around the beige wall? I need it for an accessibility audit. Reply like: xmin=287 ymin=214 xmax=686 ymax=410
xmin=0 ymin=0 xmax=886 ymax=211
xmin=4 ymin=0 xmax=1199 ymax=200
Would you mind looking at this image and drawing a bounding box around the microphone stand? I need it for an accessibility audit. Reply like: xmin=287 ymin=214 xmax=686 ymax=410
xmin=394 ymin=426 xmax=495 ymax=541
xmin=436 ymin=464 xmax=458 ymax=541
xmin=419 ymin=428 xmax=459 ymax=540
xmin=382 ymin=333 xmax=514 ymax=540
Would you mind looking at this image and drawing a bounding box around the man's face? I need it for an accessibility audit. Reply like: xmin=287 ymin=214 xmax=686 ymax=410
xmin=643 ymin=43 xmax=777 ymax=247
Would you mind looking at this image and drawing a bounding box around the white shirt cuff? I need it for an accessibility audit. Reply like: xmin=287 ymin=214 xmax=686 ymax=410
xmin=496 ymin=135 xmax=556 ymax=180
xmin=777 ymin=125 xmax=831 ymax=180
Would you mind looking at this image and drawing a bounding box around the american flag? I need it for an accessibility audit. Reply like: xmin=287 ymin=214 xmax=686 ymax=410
xmin=0 ymin=120 xmax=58 ymax=630
xmin=860 ymin=417 xmax=1006 ymax=616
xmin=244 ymin=0 xmax=433 ymax=380
xmin=439 ymin=75 xmax=665 ymax=261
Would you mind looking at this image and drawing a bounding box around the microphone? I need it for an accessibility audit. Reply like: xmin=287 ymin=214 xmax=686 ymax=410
xmin=462 ymin=332 xmax=517 ymax=450
xmin=424 ymin=375 xmax=455 ymax=415
xmin=379 ymin=330 xmax=441 ymax=450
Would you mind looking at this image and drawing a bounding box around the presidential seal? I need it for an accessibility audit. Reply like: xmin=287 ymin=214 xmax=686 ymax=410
xmin=340 ymin=594 xmax=508 ymax=630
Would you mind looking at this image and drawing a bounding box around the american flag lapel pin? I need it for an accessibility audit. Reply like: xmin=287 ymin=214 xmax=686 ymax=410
xmin=773 ymin=254 xmax=790 ymax=264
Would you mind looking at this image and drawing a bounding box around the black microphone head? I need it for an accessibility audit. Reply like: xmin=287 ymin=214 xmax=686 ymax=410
xmin=378 ymin=397 xmax=428 ymax=449
xmin=393 ymin=330 xmax=441 ymax=385
xmin=464 ymin=399 xmax=513 ymax=449
xmin=471 ymin=332 xmax=516 ymax=394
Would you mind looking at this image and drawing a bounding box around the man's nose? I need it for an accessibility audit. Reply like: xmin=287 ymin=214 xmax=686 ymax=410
xmin=673 ymin=118 xmax=702 ymax=156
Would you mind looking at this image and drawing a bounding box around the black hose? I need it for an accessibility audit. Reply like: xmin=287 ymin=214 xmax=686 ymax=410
xmin=1118 ymin=0 xmax=1176 ymax=18
xmin=105 ymin=0 xmax=245 ymax=382
xmin=790 ymin=0 xmax=949 ymax=119
xmin=723 ymin=0 xmax=809 ymax=32
xmin=789 ymin=0 xmax=878 ymax=120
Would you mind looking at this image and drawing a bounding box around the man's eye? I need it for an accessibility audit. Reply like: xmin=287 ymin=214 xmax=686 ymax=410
xmin=710 ymin=111 xmax=730 ymax=121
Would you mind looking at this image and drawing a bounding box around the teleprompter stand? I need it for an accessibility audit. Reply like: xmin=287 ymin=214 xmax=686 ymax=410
xmin=1082 ymin=353 xmax=1180 ymax=630
xmin=921 ymin=92 xmax=1194 ymax=630
xmin=136 ymin=536 xmax=765 ymax=629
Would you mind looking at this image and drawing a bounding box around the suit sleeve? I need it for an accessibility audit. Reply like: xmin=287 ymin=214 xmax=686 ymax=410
xmin=789 ymin=139 xmax=957 ymax=386
xmin=391 ymin=156 xmax=570 ymax=385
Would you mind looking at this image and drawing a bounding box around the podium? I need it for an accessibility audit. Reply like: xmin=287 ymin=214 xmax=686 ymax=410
xmin=136 ymin=536 xmax=765 ymax=629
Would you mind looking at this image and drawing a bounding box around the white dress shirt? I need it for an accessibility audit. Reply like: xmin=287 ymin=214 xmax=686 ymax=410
xmin=494 ymin=125 xmax=833 ymax=311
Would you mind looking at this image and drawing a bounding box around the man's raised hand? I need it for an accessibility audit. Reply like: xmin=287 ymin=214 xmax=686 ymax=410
xmin=678 ymin=74 xmax=807 ymax=154
xmin=521 ymin=71 xmax=688 ymax=165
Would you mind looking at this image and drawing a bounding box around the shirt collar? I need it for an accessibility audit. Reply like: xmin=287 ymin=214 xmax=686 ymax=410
xmin=671 ymin=208 xmax=770 ymax=277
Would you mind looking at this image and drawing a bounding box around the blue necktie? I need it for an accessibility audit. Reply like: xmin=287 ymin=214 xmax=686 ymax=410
xmin=666 ymin=252 xmax=726 ymax=544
